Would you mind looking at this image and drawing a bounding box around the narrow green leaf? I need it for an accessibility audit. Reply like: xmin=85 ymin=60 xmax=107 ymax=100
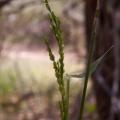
xmin=69 ymin=46 xmax=113 ymax=78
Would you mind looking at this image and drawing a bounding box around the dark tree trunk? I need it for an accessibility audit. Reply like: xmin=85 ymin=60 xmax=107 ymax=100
xmin=85 ymin=0 xmax=120 ymax=120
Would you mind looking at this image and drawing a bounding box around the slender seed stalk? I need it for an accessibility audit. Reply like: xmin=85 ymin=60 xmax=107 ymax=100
xmin=78 ymin=9 xmax=98 ymax=120
xmin=65 ymin=76 xmax=70 ymax=120
xmin=44 ymin=0 xmax=69 ymax=120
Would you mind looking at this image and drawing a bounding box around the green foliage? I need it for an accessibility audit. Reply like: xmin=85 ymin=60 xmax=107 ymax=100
xmin=85 ymin=102 xmax=96 ymax=113
xmin=69 ymin=46 xmax=113 ymax=79
xmin=0 ymin=70 xmax=15 ymax=96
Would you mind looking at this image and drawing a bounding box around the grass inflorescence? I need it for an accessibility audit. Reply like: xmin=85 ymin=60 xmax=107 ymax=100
xmin=44 ymin=0 xmax=70 ymax=120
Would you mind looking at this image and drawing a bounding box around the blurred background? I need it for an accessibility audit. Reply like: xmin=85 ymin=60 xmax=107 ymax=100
xmin=0 ymin=0 xmax=97 ymax=120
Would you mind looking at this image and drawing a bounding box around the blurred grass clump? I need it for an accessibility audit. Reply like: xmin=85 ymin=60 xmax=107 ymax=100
xmin=0 ymin=54 xmax=83 ymax=99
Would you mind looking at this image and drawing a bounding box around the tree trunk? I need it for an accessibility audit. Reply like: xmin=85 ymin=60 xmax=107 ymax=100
xmin=85 ymin=0 xmax=120 ymax=120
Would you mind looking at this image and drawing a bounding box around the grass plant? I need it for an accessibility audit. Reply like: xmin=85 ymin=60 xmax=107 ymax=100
xmin=44 ymin=0 xmax=70 ymax=119
xmin=44 ymin=1 xmax=113 ymax=120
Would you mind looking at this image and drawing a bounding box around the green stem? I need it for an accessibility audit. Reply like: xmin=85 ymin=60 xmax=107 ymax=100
xmin=78 ymin=11 xmax=97 ymax=120
xmin=65 ymin=78 xmax=70 ymax=120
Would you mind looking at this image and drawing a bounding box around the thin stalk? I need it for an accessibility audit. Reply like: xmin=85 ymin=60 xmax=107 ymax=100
xmin=44 ymin=0 xmax=68 ymax=120
xmin=78 ymin=10 xmax=97 ymax=120
xmin=65 ymin=77 xmax=70 ymax=120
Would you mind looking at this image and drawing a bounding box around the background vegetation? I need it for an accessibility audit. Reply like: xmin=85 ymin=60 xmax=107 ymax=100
xmin=0 ymin=0 xmax=104 ymax=120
